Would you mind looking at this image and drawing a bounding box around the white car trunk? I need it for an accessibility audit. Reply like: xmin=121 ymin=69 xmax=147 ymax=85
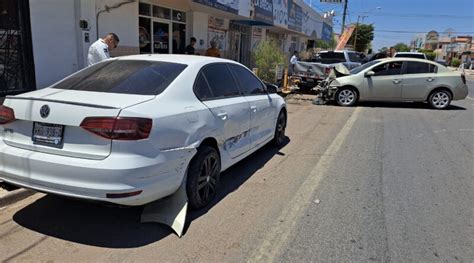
xmin=2 ymin=89 xmax=154 ymax=160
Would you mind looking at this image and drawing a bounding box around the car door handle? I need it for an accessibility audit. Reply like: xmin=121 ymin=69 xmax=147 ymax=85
xmin=217 ymin=112 xmax=228 ymax=120
xmin=393 ymin=79 xmax=401 ymax=84
xmin=426 ymin=77 xmax=434 ymax=82
xmin=250 ymin=105 xmax=257 ymax=112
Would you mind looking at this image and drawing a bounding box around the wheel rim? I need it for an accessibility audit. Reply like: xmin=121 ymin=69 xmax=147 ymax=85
xmin=276 ymin=113 xmax=286 ymax=144
xmin=197 ymin=154 xmax=219 ymax=203
xmin=432 ymin=92 xmax=449 ymax=108
xmin=338 ymin=90 xmax=356 ymax=105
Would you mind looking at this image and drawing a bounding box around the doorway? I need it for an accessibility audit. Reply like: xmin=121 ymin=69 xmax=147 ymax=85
xmin=153 ymin=21 xmax=170 ymax=53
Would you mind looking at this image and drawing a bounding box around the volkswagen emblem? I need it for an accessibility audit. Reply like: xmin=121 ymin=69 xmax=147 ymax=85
xmin=40 ymin=105 xmax=50 ymax=118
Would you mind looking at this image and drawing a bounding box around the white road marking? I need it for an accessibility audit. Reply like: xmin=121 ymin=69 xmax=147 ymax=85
xmin=249 ymin=107 xmax=362 ymax=262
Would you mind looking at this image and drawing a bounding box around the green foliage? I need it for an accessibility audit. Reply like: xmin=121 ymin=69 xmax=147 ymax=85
xmin=451 ymin=57 xmax=461 ymax=67
xmin=394 ymin=42 xmax=410 ymax=52
xmin=253 ymin=40 xmax=285 ymax=83
xmin=417 ymin=49 xmax=436 ymax=61
xmin=315 ymin=39 xmax=331 ymax=49
xmin=348 ymin=24 xmax=374 ymax=52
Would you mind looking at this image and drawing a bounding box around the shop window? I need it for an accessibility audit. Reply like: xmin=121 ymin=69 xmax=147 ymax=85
xmin=172 ymin=23 xmax=186 ymax=54
xmin=139 ymin=17 xmax=151 ymax=54
xmin=139 ymin=3 xmax=151 ymax=16
xmin=153 ymin=6 xmax=170 ymax=19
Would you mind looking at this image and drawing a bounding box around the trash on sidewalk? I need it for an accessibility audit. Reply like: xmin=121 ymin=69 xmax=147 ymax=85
xmin=141 ymin=180 xmax=188 ymax=237
xmin=313 ymin=199 xmax=321 ymax=204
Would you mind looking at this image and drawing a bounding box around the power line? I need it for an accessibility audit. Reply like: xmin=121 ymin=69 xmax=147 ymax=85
xmin=343 ymin=12 xmax=474 ymax=19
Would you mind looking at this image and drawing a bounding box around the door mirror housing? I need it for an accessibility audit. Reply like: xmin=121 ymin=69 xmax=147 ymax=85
xmin=365 ymin=71 xmax=375 ymax=77
xmin=265 ymin=83 xmax=278 ymax=94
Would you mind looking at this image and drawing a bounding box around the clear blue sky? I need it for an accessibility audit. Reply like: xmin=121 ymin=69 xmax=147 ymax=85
xmin=308 ymin=0 xmax=474 ymax=51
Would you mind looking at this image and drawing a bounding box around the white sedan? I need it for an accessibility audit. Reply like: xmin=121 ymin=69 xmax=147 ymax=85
xmin=0 ymin=55 xmax=287 ymax=209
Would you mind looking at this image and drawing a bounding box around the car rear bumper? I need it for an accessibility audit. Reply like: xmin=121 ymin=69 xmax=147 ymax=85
xmin=453 ymin=84 xmax=468 ymax=100
xmin=0 ymin=141 xmax=196 ymax=206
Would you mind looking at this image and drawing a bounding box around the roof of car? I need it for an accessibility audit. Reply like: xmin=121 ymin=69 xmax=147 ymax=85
xmin=394 ymin=52 xmax=424 ymax=55
xmin=379 ymin=57 xmax=432 ymax=62
xmin=115 ymin=54 xmax=239 ymax=66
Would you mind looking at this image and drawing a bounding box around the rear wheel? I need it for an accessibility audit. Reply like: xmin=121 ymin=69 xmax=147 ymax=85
xmin=186 ymin=145 xmax=221 ymax=210
xmin=428 ymin=90 xmax=451 ymax=109
xmin=335 ymin=87 xmax=358 ymax=106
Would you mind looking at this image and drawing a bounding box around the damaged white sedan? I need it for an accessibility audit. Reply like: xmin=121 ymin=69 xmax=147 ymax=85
xmin=0 ymin=55 xmax=287 ymax=210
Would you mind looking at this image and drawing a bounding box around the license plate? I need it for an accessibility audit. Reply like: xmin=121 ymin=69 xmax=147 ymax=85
xmin=32 ymin=122 xmax=64 ymax=146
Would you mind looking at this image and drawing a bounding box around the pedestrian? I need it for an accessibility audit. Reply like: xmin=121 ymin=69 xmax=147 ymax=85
xmin=87 ymin=33 xmax=120 ymax=66
xmin=389 ymin=47 xmax=396 ymax=57
xmin=205 ymin=41 xmax=221 ymax=57
xmin=184 ymin=37 xmax=197 ymax=55
xmin=290 ymin=51 xmax=299 ymax=74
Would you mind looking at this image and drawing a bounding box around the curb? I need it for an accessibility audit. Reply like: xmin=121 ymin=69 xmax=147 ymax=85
xmin=0 ymin=189 xmax=36 ymax=208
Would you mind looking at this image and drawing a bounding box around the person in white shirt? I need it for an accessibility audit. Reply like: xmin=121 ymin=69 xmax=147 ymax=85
xmin=87 ymin=33 xmax=120 ymax=66
xmin=290 ymin=51 xmax=299 ymax=74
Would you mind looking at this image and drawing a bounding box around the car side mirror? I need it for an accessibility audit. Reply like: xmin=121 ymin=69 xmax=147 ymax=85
xmin=365 ymin=71 xmax=375 ymax=77
xmin=265 ymin=83 xmax=278 ymax=94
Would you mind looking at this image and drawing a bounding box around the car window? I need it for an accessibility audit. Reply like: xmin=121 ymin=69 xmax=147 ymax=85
xmin=429 ymin=64 xmax=437 ymax=73
xmin=201 ymin=64 xmax=240 ymax=99
xmin=193 ymin=72 xmax=213 ymax=100
xmin=350 ymin=60 xmax=380 ymax=74
xmin=228 ymin=64 xmax=266 ymax=95
xmin=405 ymin=62 xmax=433 ymax=74
xmin=313 ymin=52 xmax=346 ymax=64
xmin=372 ymin=62 xmax=403 ymax=76
xmin=348 ymin=52 xmax=362 ymax=63
xmin=53 ymin=60 xmax=187 ymax=95
xmin=395 ymin=54 xmax=426 ymax=59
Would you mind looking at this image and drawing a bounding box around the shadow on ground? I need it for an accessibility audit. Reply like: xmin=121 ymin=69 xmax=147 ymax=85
xmin=12 ymin=138 xmax=290 ymax=248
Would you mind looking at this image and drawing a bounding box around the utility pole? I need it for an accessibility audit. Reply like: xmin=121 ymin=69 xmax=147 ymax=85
xmin=353 ymin=15 xmax=367 ymax=51
xmin=340 ymin=0 xmax=348 ymax=35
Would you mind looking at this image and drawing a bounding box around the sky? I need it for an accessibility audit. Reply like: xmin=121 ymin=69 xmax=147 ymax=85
xmin=308 ymin=0 xmax=474 ymax=51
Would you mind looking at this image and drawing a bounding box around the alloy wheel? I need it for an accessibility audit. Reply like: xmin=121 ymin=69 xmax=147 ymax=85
xmin=338 ymin=89 xmax=356 ymax=106
xmin=275 ymin=112 xmax=287 ymax=145
xmin=431 ymin=92 xmax=450 ymax=109
xmin=197 ymin=154 xmax=219 ymax=203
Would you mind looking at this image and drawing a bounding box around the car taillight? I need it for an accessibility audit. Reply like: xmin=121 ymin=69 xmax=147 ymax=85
xmin=80 ymin=117 xmax=152 ymax=140
xmin=461 ymin=74 xmax=466 ymax=84
xmin=0 ymin=105 xmax=16 ymax=125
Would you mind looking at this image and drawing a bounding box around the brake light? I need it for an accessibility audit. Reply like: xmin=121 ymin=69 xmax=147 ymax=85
xmin=80 ymin=117 xmax=152 ymax=140
xmin=0 ymin=106 xmax=16 ymax=125
xmin=461 ymin=74 xmax=466 ymax=84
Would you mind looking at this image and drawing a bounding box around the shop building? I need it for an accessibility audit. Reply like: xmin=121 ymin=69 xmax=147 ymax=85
xmin=0 ymin=0 xmax=332 ymax=95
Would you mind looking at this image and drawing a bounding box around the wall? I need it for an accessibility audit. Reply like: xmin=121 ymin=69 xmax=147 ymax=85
xmin=29 ymin=0 xmax=79 ymax=88
xmin=191 ymin=11 xmax=209 ymax=54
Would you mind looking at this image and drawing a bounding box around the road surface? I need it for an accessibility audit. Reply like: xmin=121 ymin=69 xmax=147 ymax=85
xmin=1 ymin=87 xmax=473 ymax=262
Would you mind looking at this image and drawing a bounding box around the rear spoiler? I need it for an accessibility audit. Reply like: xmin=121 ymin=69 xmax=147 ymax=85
xmin=5 ymin=96 xmax=119 ymax=109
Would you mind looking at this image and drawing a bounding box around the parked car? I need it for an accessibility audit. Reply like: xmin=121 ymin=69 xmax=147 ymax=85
xmin=0 ymin=55 xmax=287 ymax=209
xmin=394 ymin=52 xmax=427 ymax=60
xmin=317 ymin=58 xmax=468 ymax=109
xmin=311 ymin=50 xmax=362 ymax=70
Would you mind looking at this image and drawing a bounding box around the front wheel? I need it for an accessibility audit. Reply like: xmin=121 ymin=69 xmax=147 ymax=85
xmin=186 ymin=145 xmax=221 ymax=210
xmin=335 ymin=88 xmax=358 ymax=106
xmin=428 ymin=90 xmax=451 ymax=109
xmin=273 ymin=110 xmax=287 ymax=147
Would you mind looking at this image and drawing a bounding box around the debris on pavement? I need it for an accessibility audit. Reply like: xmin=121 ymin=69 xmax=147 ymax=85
xmin=314 ymin=199 xmax=321 ymax=204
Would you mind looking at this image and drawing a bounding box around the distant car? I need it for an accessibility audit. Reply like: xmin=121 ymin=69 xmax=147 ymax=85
xmin=0 ymin=55 xmax=287 ymax=209
xmin=394 ymin=52 xmax=427 ymax=60
xmin=311 ymin=50 xmax=362 ymax=70
xmin=321 ymin=58 xmax=468 ymax=109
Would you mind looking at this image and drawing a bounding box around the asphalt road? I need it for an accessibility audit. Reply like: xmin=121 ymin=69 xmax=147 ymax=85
xmin=0 ymin=85 xmax=473 ymax=262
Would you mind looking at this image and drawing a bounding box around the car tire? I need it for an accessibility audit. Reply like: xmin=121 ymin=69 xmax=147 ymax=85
xmin=186 ymin=145 xmax=221 ymax=210
xmin=428 ymin=90 xmax=451 ymax=109
xmin=273 ymin=110 xmax=287 ymax=147
xmin=335 ymin=87 xmax=358 ymax=106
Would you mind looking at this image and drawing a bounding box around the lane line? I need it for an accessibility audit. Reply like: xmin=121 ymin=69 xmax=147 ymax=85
xmin=249 ymin=107 xmax=362 ymax=262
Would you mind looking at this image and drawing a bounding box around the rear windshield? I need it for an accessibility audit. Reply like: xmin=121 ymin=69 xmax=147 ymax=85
xmin=312 ymin=52 xmax=346 ymax=64
xmin=53 ymin=60 xmax=187 ymax=95
xmin=348 ymin=52 xmax=362 ymax=63
xmin=395 ymin=53 xmax=426 ymax=59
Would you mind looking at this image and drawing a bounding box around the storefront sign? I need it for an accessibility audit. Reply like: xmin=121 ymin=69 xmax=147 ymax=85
xmin=288 ymin=0 xmax=302 ymax=32
xmin=193 ymin=0 xmax=239 ymax=14
xmin=208 ymin=16 xmax=227 ymax=30
xmin=254 ymin=0 xmax=273 ymax=24
xmin=273 ymin=0 xmax=288 ymax=27
xmin=322 ymin=22 xmax=333 ymax=41
xmin=208 ymin=28 xmax=227 ymax=50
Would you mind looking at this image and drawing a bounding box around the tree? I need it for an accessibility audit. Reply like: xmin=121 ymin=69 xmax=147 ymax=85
xmin=417 ymin=48 xmax=436 ymax=61
xmin=253 ymin=40 xmax=285 ymax=83
xmin=348 ymin=24 xmax=374 ymax=52
xmin=393 ymin=42 xmax=410 ymax=52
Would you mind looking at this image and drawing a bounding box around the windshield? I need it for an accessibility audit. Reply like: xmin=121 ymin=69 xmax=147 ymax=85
xmin=350 ymin=60 xmax=380 ymax=74
xmin=312 ymin=52 xmax=346 ymax=64
xmin=53 ymin=60 xmax=187 ymax=95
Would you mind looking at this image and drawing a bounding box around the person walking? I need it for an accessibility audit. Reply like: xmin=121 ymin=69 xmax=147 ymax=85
xmin=184 ymin=37 xmax=197 ymax=55
xmin=87 ymin=33 xmax=120 ymax=66
xmin=205 ymin=41 xmax=221 ymax=57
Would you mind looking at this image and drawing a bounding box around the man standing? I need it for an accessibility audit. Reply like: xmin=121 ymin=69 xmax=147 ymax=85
xmin=205 ymin=41 xmax=221 ymax=57
xmin=290 ymin=51 xmax=299 ymax=74
xmin=87 ymin=33 xmax=120 ymax=66
xmin=184 ymin=37 xmax=197 ymax=55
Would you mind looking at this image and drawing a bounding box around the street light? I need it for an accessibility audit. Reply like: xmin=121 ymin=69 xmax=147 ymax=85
xmin=353 ymin=6 xmax=382 ymax=51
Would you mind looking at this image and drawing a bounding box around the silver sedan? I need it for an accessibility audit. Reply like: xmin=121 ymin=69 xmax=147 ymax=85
xmin=326 ymin=58 xmax=468 ymax=109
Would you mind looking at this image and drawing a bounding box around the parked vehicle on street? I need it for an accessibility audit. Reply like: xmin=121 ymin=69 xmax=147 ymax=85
xmin=311 ymin=50 xmax=363 ymax=70
xmin=315 ymin=57 xmax=468 ymax=109
xmin=0 ymin=55 xmax=287 ymax=209
xmin=394 ymin=52 xmax=427 ymax=60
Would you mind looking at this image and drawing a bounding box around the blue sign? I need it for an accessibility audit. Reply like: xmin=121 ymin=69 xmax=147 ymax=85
xmin=322 ymin=22 xmax=333 ymax=41
xmin=254 ymin=0 xmax=273 ymax=24
xmin=288 ymin=0 xmax=302 ymax=32
xmin=193 ymin=0 xmax=239 ymax=14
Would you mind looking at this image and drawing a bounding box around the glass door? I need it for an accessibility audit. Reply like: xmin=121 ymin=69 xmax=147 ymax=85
xmin=153 ymin=21 xmax=170 ymax=54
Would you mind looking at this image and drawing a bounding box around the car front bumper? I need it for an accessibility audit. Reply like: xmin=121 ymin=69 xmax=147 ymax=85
xmin=0 ymin=141 xmax=196 ymax=206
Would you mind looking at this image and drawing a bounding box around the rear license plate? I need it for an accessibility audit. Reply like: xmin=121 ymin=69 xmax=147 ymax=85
xmin=32 ymin=122 xmax=64 ymax=145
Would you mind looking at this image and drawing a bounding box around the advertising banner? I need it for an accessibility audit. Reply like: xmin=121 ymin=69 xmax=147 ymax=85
xmin=253 ymin=0 xmax=274 ymax=24
xmin=288 ymin=0 xmax=302 ymax=32
xmin=193 ymin=0 xmax=239 ymax=14
xmin=321 ymin=22 xmax=333 ymax=41
xmin=273 ymin=0 xmax=288 ymax=27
